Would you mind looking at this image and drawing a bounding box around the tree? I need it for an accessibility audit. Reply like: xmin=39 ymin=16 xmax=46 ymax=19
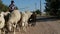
xmin=35 ymin=9 xmax=41 ymax=15
xmin=0 ymin=0 xmax=9 ymax=12
xmin=45 ymin=0 xmax=60 ymax=16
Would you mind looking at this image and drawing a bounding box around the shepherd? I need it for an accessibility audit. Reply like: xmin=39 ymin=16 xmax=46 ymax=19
xmin=9 ymin=0 xmax=16 ymax=13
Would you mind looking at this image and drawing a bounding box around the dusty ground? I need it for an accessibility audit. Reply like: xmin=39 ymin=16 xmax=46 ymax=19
xmin=7 ymin=19 xmax=60 ymax=34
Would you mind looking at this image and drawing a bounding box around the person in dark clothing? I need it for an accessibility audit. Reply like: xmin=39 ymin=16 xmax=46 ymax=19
xmin=9 ymin=0 xmax=16 ymax=13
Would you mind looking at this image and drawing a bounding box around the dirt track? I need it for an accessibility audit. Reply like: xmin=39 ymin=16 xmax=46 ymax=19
xmin=8 ymin=19 xmax=60 ymax=34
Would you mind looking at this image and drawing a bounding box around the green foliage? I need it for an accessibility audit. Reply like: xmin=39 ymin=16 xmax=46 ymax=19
xmin=35 ymin=9 xmax=41 ymax=15
xmin=45 ymin=0 xmax=60 ymax=16
xmin=0 ymin=0 xmax=9 ymax=12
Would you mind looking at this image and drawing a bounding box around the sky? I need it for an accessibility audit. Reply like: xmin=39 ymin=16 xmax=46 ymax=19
xmin=2 ymin=0 xmax=45 ymax=12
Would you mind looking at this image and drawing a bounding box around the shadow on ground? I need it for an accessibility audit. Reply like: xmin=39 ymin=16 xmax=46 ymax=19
xmin=36 ymin=16 xmax=60 ymax=22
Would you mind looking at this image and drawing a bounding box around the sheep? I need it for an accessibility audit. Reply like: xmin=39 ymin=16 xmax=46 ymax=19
xmin=0 ymin=11 xmax=10 ymax=34
xmin=3 ymin=11 xmax=10 ymax=23
xmin=0 ymin=12 xmax=5 ymax=34
xmin=25 ymin=11 xmax=33 ymax=26
xmin=28 ymin=12 xmax=36 ymax=26
xmin=7 ymin=10 xmax=21 ymax=34
xmin=20 ymin=11 xmax=32 ymax=32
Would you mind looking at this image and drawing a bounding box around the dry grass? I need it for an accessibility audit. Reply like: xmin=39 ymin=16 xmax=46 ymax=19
xmin=2 ymin=20 xmax=60 ymax=34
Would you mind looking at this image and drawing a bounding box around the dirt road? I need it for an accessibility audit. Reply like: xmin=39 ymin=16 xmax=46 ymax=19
xmin=8 ymin=19 xmax=60 ymax=34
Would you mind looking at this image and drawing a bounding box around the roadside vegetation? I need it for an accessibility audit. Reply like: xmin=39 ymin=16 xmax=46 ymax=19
xmin=45 ymin=0 xmax=60 ymax=17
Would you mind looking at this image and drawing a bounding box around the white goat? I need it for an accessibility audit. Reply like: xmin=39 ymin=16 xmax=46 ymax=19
xmin=20 ymin=11 xmax=32 ymax=32
xmin=7 ymin=10 xmax=21 ymax=34
xmin=0 ymin=12 xmax=5 ymax=34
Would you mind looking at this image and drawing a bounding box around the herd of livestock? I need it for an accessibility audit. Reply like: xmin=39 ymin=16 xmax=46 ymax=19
xmin=0 ymin=10 xmax=36 ymax=34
